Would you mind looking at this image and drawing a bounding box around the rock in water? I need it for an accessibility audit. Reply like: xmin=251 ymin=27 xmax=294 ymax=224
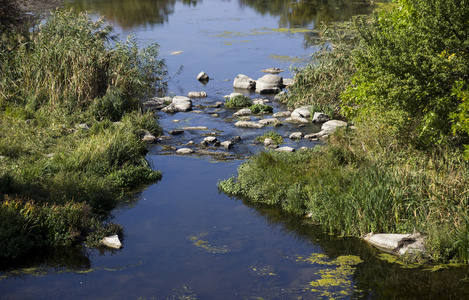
xmin=197 ymin=71 xmax=209 ymax=82
xmin=233 ymin=74 xmax=256 ymax=90
xmin=101 ymin=235 xmax=122 ymax=249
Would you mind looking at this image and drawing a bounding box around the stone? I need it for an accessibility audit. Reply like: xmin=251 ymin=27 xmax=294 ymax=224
xmin=284 ymin=117 xmax=309 ymax=124
xmin=169 ymin=130 xmax=184 ymax=135
xmin=197 ymin=71 xmax=209 ymax=82
xmin=283 ymin=78 xmax=294 ymax=87
xmin=231 ymin=136 xmax=242 ymax=142
xmin=234 ymin=121 xmax=264 ymax=129
xmin=263 ymin=138 xmax=273 ymax=146
xmin=171 ymin=51 xmax=183 ymax=55
xmin=261 ymin=67 xmax=283 ymax=74
xmin=258 ymin=118 xmax=280 ymax=126
xmin=321 ymin=120 xmax=347 ymax=134
xmin=362 ymin=232 xmax=426 ymax=256
xmin=141 ymin=130 xmax=157 ymax=143
xmin=221 ymin=141 xmax=233 ymax=149
xmin=176 ymin=148 xmax=195 ymax=154
xmin=142 ymin=97 xmax=171 ymax=110
xmin=255 ymin=74 xmax=283 ymax=94
xmin=204 ymin=136 xmax=218 ymax=144
xmin=304 ymin=133 xmax=318 ymax=139
xmin=162 ymin=96 xmax=192 ymax=113
xmin=312 ymin=112 xmax=330 ymax=123
xmin=233 ymin=108 xmax=253 ymax=117
xmin=172 ymin=120 xmax=180 ymax=123
xmin=291 ymin=106 xmax=311 ymax=119
xmin=76 ymin=123 xmax=90 ymax=130
xmin=275 ymin=146 xmax=295 ymax=152
xmin=273 ymin=111 xmax=291 ymax=118
xmin=289 ymin=132 xmax=304 ymax=140
xmin=225 ymin=92 xmax=244 ymax=99
xmin=188 ymin=91 xmax=207 ymax=98
xmin=186 ymin=141 xmax=195 ymax=146
xmin=252 ymin=98 xmax=269 ymax=105
xmin=101 ymin=235 xmax=122 ymax=249
xmin=274 ymin=91 xmax=287 ymax=101
xmin=233 ymin=74 xmax=256 ymax=90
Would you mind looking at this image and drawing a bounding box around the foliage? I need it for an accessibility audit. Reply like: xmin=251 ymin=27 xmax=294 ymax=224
xmin=0 ymin=9 xmax=166 ymax=117
xmin=249 ymin=104 xmax=273 ymax=114
xmin=219 ymin=126 xmax=469 ymax=263
xmin=256 ymin=130 xmax=284 ymax=145
xmin=0 ymin=9 xmax=166 ymax=257
xmin=225 ymin=95 xmax=252 ymax=108
xmin=285 ymin=24 xmax=357 ymax=112
xmin=342 ymin=0 xmax=469 ymax=149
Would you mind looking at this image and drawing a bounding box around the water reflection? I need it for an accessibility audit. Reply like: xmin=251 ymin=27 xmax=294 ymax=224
xmin=239 ymin=198 xmax=469 ymax=299
xmin=65 ymin=0 xmax=374 ymax=30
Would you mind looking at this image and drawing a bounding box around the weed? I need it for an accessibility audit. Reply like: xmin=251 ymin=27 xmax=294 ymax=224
xmin=225 ymin=95 xmax=252 ymax=108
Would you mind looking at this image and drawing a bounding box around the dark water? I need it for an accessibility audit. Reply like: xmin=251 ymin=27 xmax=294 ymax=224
xmin=2 ymin=0 xmax=469 ymax=299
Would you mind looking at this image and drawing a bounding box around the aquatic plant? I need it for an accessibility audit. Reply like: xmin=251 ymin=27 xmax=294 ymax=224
xmin=224 ymin=94 xmax=252 ymax=108
xmin=249 ymin=104 xmax=273 ymax=114
xmin=256 ymin=130 xmax=283 ymax=145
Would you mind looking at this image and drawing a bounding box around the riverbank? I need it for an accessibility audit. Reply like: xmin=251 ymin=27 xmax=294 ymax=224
xmin=219 ymin=0 xmax=469 ymax=264
xmin=0 ymin=9 xmax=165 ymax=258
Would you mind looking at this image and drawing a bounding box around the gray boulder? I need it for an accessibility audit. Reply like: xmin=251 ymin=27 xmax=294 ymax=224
xmin=176 ymin=148 xmax=195 ymax=155
xmin=258 ymin=118 xmax=281 ymax=126
xmin=233 ymin=108 xmax=253 ymax=117
xmin=363 ymin=232 xmax=425 ymax=256
xmin=142 ymin=97 xmax=171 ymax=110
xmin=321 ymin=120 xmax=347 ymax=134
xmin=289 ymin=132 xmax=304 ymax=140
xmin=234 ymin=121 xmax=264 ymax=129
xmin=101 ymin=235 xmax=122 ymax=249
xmin=255 ymin=74 xmax=283 ymax=94
xmin=291 ymin=106 xmax=311 ymax=119
xmin=312 ymin=112 xmax=330 ymax=123
xmin=197 ymin=71 xmax=209 ymax=82
xmin=273 ymin=111 xmax=291 ymax=118
xmin=162 ymin=96 xmax=192 ymax=113
xmin=275 ymin=146 xmax=295 ymax=152
xmin=141 ymin=130 xmax=157 ymax=143
xmin=233 ymin=74 xmax=256 ymax=90
xmin=188 ymin=91 xmax=207 ymax=98
xmin=221 ymin=141 xmax=233 ymax=149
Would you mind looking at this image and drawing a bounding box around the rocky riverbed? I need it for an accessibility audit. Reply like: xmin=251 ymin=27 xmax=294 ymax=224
xmin=142 ymin=71 xmax=348 ymax=160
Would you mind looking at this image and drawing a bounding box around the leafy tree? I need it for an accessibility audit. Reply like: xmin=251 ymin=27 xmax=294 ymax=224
xmin=342 ymin=0 xmax=469 ymax=149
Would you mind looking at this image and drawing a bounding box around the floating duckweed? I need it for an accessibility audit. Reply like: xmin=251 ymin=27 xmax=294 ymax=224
xmin=189 ymin=232 xmax=230 ymax=254
xmin=296 ymin=253 xmax=363 ymax=298
xmin=377 ymin=253 xmax=421 ymax=269
xmin=269 ymin=54 xmax=306 ymax=63
xmin=75 ymin=269 xmax=94 ymax=274
xmin=249 ymin=263 xmax=277 ymax=276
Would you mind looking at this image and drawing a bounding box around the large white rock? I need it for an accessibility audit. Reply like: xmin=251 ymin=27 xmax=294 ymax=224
xmin=101 ymin=235 xmax=122 ymax=249
xmin=312 ymin=112 xmax=330 ymax=123
xmin=162 ymin=96 xmax=192 ymax=113
xmin=275 ymin=146 xmax=295 ymax=152
xmin=291 ymin=106 xmax=312 ymax=119
xmin=176 ymin=148 xmax=195 ymax=154
xmin=188 ymin=91 xmax=207 ymax=98
xmin=233 ymin=108 xmax=253 ymax=117
xmin=273 ymin=111 xmax=291 ymax=118
xmin=289 ymin=132 xmax=304 ymax=140
xmin=321 ymin=120 xmax=347 ymax=134
xmin=142 ymin=97 xmax=171 ymax=110
xmin=363 ymin=232 xmax=425 ymax=256
xmin=233 ymin=74 xmax=256 ymax=90
xmin=258 ymin=118 xmax=280 ymax=126
xmin=255 ymin=74 xmax=283 ymax=94
xmin=197 ymin=71 xmax=209 ymax=81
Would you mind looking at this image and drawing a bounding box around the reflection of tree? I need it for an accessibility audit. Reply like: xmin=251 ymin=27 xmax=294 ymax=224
xmin=237 ymin=197 xmax=469 ymax=299
xmin=239 ymin=0 xmax=373 ymax=29
xmin=64 ymin=0 xmax=198 ymax=30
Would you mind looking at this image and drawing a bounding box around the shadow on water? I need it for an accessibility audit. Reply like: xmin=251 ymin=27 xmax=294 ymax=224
xmin=234 ymin=196 xmax=469 ymax=299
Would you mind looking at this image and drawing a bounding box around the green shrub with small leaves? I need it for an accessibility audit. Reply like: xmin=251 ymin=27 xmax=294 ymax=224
xmin=225 ymin=95 xmax=252 ymax=108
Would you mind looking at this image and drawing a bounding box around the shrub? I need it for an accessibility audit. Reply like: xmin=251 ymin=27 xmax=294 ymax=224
xmin=225 ymin=95 xmax=252 ymax=108
xmin=249 ymin=104 xmax=273 ymax=114
xmin=256 ymin=130 xmax=283 ymax=145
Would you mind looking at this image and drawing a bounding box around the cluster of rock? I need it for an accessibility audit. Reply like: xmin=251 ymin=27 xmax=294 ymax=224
xmin=175 ymin=135 xmax=236 ymax=155
xmin=233 ymin=73 xmax=293 ymax=94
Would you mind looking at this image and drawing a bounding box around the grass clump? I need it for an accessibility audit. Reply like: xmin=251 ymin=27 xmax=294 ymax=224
xmin=0 ymin=9 xmax=166 ymax=258
xmin=256 ymin=130 xmax=283 ymax=145
xmin=225 ymin=95 xmax=252 ymax=108
xmin=249 ymin=104 xmax=273 ymax=114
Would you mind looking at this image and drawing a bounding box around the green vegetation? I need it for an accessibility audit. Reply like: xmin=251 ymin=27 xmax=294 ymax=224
xmin=0 ymin=9 xmax=166 ymax=258
xmin=219 ymin=0 xmax=469 ymax=264
xmin=224 ymin=94 xmax=252 ymax=108
xmin=249 ymin=104 xmax=273 ymax=114
xmin=256 ymin=131 xmax=284 ymax=145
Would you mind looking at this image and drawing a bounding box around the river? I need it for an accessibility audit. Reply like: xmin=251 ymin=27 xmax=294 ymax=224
xmin=1 ymin=0 xmax=469 ymax=299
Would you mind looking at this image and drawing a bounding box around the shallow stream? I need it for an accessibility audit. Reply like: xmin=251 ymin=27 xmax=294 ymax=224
xmin=1 ymin=0 xmax=469 ymax=299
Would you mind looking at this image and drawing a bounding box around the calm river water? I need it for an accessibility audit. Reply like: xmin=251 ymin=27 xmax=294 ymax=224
xmin=1 ymin=0 xmax=469 ymax=299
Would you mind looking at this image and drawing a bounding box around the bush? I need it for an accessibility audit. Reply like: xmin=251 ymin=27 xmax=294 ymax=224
xmin=256 ymin=130 xmax=283 ymax=145
xmin=249 ymin=104 xmax=273 ymax=114
xmin=342 ymin=0 xmax=469 ymax=149
xmin=225 ymin=95 xmax=252 ymax=108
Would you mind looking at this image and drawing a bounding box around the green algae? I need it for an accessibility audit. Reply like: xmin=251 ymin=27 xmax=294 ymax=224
xmin=188 ymin=232 xmax=230 ymax=254
xmin=295 ymin=253 xmax=363 ymax=299
xmin=269 ymin=54 xmax=307 ymax=63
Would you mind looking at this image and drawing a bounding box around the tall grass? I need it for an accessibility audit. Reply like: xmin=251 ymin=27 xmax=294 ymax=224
xmin=219 ymin=128 xmax=469 ymax=263
xmin=0 ymin=9 xmax=166 ymax=257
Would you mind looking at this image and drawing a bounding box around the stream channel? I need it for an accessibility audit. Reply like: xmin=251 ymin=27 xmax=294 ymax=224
xmin=2 ymin=0 xmax=469 ymax=299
